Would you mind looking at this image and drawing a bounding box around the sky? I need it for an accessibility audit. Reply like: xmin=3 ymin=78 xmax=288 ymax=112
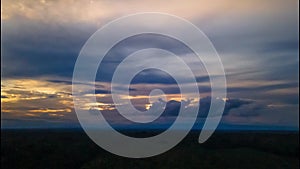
xmin=1 ymin=0 xmax=299 ymax=130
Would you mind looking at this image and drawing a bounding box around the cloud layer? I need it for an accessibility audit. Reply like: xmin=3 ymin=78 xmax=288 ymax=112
xmin=1 ymin=0 xmax=298 ymax=129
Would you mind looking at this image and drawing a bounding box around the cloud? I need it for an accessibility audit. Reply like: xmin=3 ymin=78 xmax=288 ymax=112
xmin=227 ymin=82 xmax=299 ymax=93
xmin=228 ymin=103 xmax=264 ymax=117
xmin=47 ymin=79 xmax=73 ymax=85
xmin=153 ymin=96 xmax=254 ymax=118
xmin=1 ymin=79 xmax=75 ymax=126
xmin=1 ymin=0 xmax=298 ymax=129
xmin=1 ymin=18 xmax=90 ymax=78
xmin=161 ymin=100 xmax=181 ymax=117
xmin=130 ymin=69 xmax=177 ymax=85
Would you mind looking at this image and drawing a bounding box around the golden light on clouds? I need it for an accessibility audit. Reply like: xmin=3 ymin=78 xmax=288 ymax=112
xmin=28 ymin=108 xmax=72 ymax=113
xmin=1 ymin=78 xmax=184 ymax=119
xmin=145 ymin=103 xmax=152 ymax=110
xmin=1 ymin=79 xmax=70 ymax=95
xmin=1 ymin=79 xmax=74 ymax=120
xmin=1 ymin=77 xmax=200 ymax=120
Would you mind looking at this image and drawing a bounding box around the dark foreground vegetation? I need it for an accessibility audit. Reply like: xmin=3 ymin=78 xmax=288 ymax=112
xmin=1 ymin=129 xmax=299 ymax=169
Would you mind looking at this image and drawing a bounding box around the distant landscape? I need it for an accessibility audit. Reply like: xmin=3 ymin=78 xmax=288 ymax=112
xmin=1 ymin=129 xmax=298 ymax=169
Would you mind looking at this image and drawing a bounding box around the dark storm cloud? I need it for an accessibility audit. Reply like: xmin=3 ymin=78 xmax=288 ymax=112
xmin=113 ymin=86 xmax=137 ymax=91
xmin=228 ymin=103 xmax=264 ymax=117
xmin=259 ymin=62 xmax=298 ymax=82
xmin=227 ymin=82 xmax=298 ymax=93
xmin=257 ymin=92 xmax=299 ymax=105
xmin=200 ymin=5 xmax=298 ymax=86
xmin=195 ymin=75 xmax=210 ymax=83
xmin=130 ymin=69 xmax=177 ymax=84
xmin=131 ymin=86 xmax=181 ymax=95
xmin=198 ymin=97 xmax=253 ymax=117
xmin=2 ymin=15 xmax=297 ymax=89
xmin=2 ymin=17 xmax=202 ymax=85
xmin=258 ymin=40 xmax=299 ymax=54
xmin=4 ymin=18 xmax=297 ymax=100
xmin=209 ymin=34 xmax=298 ymax=57
xmin=47 ymin=79 xmax=73 ymax=85
xmin=160 ymin=97 xmax=254 ymax=118
xmin=161 ymin=100 xmax=181 ymax=117
xmin=96 ymin=33 xmax=200 ymax=83
xmin=95 ymin=89 xmax=111 ymax=94
xmin=78 ymin=89 xmax=112 ymax=95
xmin=1 ymin=17 xmax=97 ymax=78
xmin=131 ymin=74 xmax=220 ymax=85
